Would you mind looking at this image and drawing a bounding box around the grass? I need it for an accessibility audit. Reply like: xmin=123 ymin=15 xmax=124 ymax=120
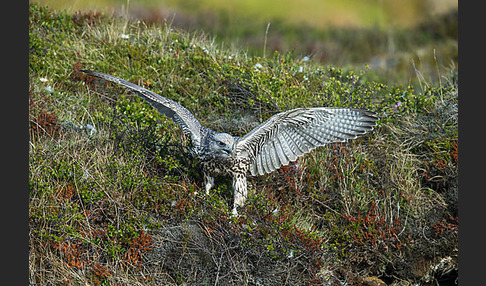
xmin=29 ymin=2 xmax=457 ymax=285
xmin=33 ymin=0 xmax=457 ymax=29
xmin=33 ymin=0 xmax=458 ymax=88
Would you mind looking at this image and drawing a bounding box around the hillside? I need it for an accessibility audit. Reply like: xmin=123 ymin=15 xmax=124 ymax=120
xmin=29 ymin=3 xmax=458 ymax=285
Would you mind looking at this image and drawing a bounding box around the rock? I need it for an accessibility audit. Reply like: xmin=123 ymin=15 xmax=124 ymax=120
xmin=362 ymin=276 xmax=387 ymax=286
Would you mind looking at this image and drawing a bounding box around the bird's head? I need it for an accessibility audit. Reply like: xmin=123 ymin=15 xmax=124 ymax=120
xmin=209 ymin=133 xmax=235 ymax=158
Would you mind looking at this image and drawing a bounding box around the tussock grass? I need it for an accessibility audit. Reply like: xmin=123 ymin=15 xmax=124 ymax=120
xmin=29 ymin=3 xmax=457 ymax=285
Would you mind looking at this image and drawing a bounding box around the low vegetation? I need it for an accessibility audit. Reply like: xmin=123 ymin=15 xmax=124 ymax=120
xmin=29 ymin=3 xmax=457 ymax=285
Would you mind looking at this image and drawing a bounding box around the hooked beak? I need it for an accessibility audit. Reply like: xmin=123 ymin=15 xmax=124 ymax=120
xmin=222 ymin=146 xmax=232 ymax=156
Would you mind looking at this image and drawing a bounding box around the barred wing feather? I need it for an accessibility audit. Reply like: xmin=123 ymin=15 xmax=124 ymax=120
xmin=80 ymin=70 xmax=203 ymax=147
xmin=234 ymin=108 xmax=378 ymax=176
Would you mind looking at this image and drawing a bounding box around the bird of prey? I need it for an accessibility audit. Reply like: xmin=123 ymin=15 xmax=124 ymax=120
xmin=80 ymin=70 xmax=378 ymax=216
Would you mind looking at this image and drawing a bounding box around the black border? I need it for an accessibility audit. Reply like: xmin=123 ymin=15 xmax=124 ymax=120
xmin=457 ymin=1 xmax=479 ymax=285
xmin=10 ymin=0 xmax=29 ymax=283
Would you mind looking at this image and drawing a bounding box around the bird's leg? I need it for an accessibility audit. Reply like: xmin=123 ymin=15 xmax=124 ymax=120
xmin=204 ymin=174 xmax=215 ymax=195
xmin=231 ymin=174 xmax=248 ymax=217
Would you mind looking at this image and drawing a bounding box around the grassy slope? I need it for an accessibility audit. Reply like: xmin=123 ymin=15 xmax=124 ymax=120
xmin=34 ymin=0 xmax=459 ymax=88
xmin=33 ymin=0 xmax=447 ymax=28
xmin=29 ymin=3 xmax=458 ymax=285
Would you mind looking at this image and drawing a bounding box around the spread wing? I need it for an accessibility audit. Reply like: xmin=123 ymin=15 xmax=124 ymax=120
xmin=80 ymin=70 xmax=204 ymax=147
xmin=234 ymin=107 xmax=378 ymax=176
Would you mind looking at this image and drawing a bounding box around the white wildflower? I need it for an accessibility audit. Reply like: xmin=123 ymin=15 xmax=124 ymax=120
xmin=272 ymin=206 xmax=279 ymax=215
xmin=120 ymin=34 xmax=130 ymax=39
xmin=39 ymin=77 xmax=48 ymax=82
xmin=254 ymin=63 xmax=263 ymax=71
xmin=287 ymin=250 xmax=294 ymax=258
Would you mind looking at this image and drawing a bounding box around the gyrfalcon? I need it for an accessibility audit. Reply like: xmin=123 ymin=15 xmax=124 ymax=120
xmin=80 ymin=70 xmax=378 ymax=216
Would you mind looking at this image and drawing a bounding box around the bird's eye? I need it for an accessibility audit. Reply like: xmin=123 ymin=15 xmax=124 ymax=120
xmin=217 ymin=141 xmax=226 ymax=147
